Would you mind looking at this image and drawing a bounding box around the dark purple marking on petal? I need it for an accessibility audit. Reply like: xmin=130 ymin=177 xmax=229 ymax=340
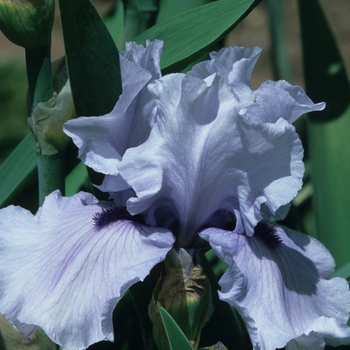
xmin=93 ymin=206 xmax=134 ymax=230
xmin=254 ymin=220 xmax=283 ymax=248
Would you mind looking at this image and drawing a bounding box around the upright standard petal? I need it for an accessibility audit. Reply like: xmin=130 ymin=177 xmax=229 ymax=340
xmin=189 ymin=46 xmax=325 ymax=124
xmin=0 ymin=191 xmax=174 ymax=350
xmin=64 ymin=40 xmax=163 ymax=178
xmin=200 ymin=224 xmax=350 ymax=350
xmin=242 ymin=80 xmax=325 ymax=124
xmin=120 ymin=72 xmax=305 ymax=240
xmin=121 ymin=40 xmax=162 ymax=80
xmin=189 ymin=46 xmax=261 ymax=98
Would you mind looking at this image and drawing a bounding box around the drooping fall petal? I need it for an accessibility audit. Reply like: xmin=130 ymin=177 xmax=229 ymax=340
xmin=199 ymin=224 xmax=350 ymax=350
xmin=0 ymin=191 xmax=174 ymax=350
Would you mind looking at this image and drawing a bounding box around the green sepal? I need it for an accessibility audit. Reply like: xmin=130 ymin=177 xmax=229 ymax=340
xmin=157 ymin=303 xmax=194 ymax=350
xmin=149 ymin=249 xmax=213 ymax=350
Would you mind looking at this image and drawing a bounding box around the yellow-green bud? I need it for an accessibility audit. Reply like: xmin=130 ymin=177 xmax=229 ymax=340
xmin=0 ymin=0 xmax=54 ymax=49
xmin=149 ymin=248 xmax=214 ymax=350
xmin=28 ymin=79 xmax=74 ymax=156
xmin=0 ymin=315 xmax=57 ymax=350
xmin=27 ymin=56 xmax=74 ymax=156
xmin=206 ymin=341 xmax=228 ymax=350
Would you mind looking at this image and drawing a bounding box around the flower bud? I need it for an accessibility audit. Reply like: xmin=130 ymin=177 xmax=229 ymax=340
xmin=28 ymin=78 xmax=74 ymax=156
xmin=0 ymin=0 xmax=54 ymax=49
xmin=0 ymin=315 xmax=57 ymax=350
xmin=149 ymin=248 xmax=214 ymax=350
xmin=207 ymin=341 xmax=228 ymax=350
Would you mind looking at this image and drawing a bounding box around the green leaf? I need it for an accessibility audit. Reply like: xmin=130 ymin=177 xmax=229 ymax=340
xmin=65 ymin=162 xmax=89 ymax=196
xmin=265 ymin=0 xmax=291 ymax=81
xmin=134 ymin=0 xmax=260 ymax=72
xmin=201 ymin=254 xmax=250 ymax=349
xmin=58 ymin=0 xmax=123 ymax=198
xmin=0 ymin=134 xmax=37 ymax=207
xmin=124 ymin=0 xmax=159 ymax=42
xmin=332 ymin=261 xmax=350 ymax=280
xmin=58 ymin=0 xmax=122 ymax=117
xmin=104 ymin=0 xmax=125 ymax=50
xmin=157 ymin=303 xmax=194 ymax=350
xmin=155 ymin=0 xmax=211 ymax=24
xmin=298 ymin=0 xmax=350 ymax=266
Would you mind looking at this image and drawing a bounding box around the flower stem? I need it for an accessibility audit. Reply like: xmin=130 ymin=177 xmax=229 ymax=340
xmin=37 ymin=153 xmax=65 ymax=204
xmin=25 ymin=45 xmax=54 ymax=109
xmin=26 ymin=45 xmax=65 ymax=205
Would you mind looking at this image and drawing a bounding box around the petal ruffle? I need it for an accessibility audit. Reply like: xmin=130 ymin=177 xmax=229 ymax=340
xmin=190 ymin=46 xmax=325 ymax=123
xmin=0 ymin=191 xmax=174 ymax=350
xmin=189 ymin=46 xmax=262 ymax=98
xmin=199 ymin=225 xmax=350 ymax=350
xmin=243 ymin=80 xmax=325 ymax=124
xmin=121 ymin=40 xmax=162 ymax=80
xmin=120 ymin=73 xmax=304 ymax=239
xmin=64 ymin=40 xmax=163 ymax=178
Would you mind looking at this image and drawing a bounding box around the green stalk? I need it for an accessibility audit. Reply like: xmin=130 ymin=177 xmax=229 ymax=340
xmin=298 ymin=0 xmax=350 ymax=267
xmin=266 ymin=0 xmax=291 ymax=81
xmin=124 ymin=0 xmax=158 ymax=42
xmin=36 ymin=153 xmax=65 ymax=205
xmin=25 ymin=45 xmax=54 ymax=108
xmin=26 ymin=45 xmax=65 ymax=205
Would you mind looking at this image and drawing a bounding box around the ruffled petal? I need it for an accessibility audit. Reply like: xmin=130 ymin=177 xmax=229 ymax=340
xmin=64 ymin=40 xmax=163 ymax=177
xmin=120 ymin=73 xmax=242 ymax=243
xmin=190 ymin=46 xmax=325 ymax=123
xmin=286 ymin=332 xmax=325 ymax=350
xmin=199 ymin=225 xmax=350 ymax=350
xmin=120 ymin=73 xmax=304 ymax=239
xmin=243 ymin=80 xmax=325 ymax=124
xmin=234 ymin=116 xmax=304 ymax=234
xmin=189 ymin=46 xmax=261 ymax=99
xmin=121 ymin=40 xmax=163 ymax=79
xmin=0 ymin=191 xmax=174 ymax=350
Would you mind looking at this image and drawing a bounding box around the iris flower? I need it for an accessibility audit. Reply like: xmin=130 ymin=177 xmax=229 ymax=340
xmin=0 ymin=41 xmax=349 ymax=350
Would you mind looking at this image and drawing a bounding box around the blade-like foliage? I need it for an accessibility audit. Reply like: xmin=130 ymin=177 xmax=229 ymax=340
xmin=201 ymin=253 xmax=250 ymax=349
xmin=135 ymin=0 xmax=260 ymax=72
xmin=155 ymin=0 xmax=211 ymax=24
xmin=0 ymin=134 xmax=36 ymax=207
xmin=332 ymin=261 xmax=350 ymax=281
xmin=298 ymin=0 xmax=350 ymax=266
xmin=157 ymin=303 xmax=194 ymax=350
xmin=104 ymin=0 xmax=125 ymax=50
xmin=265 ymin=0 xmax=291 ymax=81
xmin=58 ymin=0 xmax=122 ymax=117
xmin=58 ymin=0 xmax=123 ymax=197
